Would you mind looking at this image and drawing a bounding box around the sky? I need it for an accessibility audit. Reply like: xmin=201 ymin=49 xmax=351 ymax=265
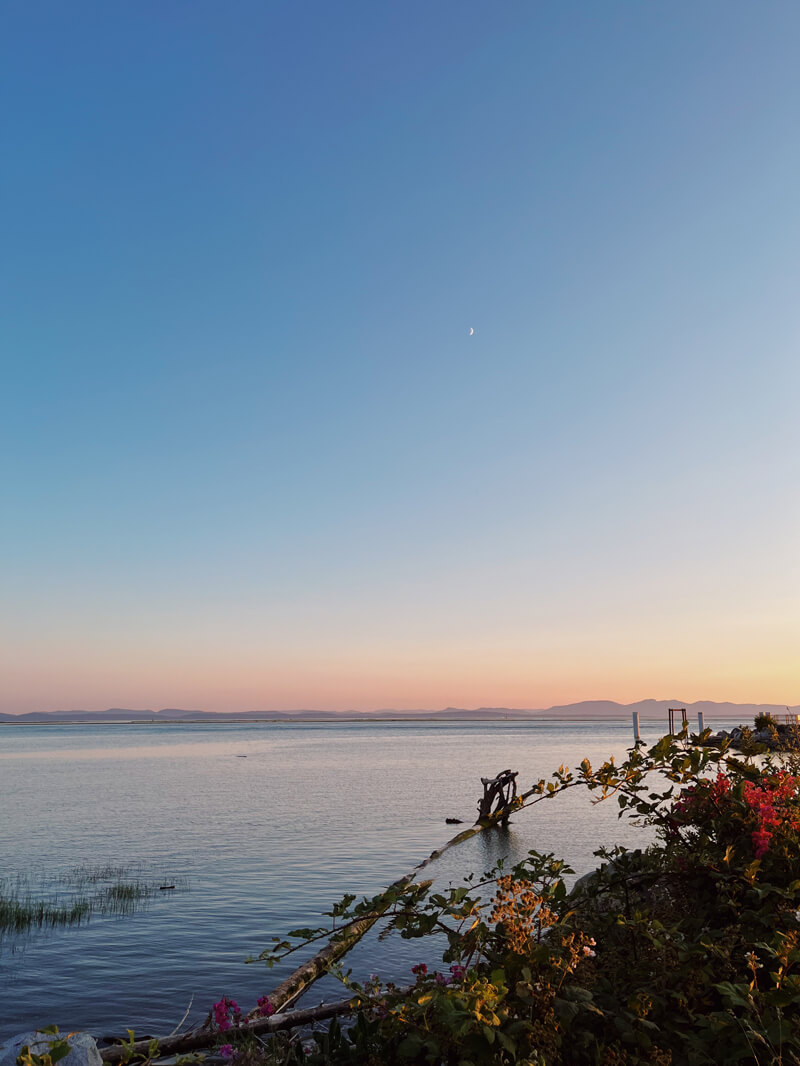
xmin=2 ymin=1 xmax=799 ymax=714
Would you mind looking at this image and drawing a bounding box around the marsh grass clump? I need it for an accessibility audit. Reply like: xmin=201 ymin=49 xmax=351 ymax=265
xmin=104 ymin=881 xmax=151 ymax=904
xmin=0 ymin=896 xmax=92 ymax=934
xmin=0 ymin=864 xmax=187 ymax=938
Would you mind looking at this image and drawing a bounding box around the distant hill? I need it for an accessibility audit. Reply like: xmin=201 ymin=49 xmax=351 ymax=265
xmin=1 ymin=700 xmax=796 ymax=723
xmin=0 ymin=708 xmax=343 ymax=723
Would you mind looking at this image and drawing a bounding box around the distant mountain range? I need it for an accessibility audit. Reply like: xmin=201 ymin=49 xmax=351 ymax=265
xmin=1 ymin=700 xmax=796 ymax=723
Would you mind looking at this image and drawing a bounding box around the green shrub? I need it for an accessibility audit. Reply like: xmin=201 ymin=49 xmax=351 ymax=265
xmin=754 ymin=711 xmax=779 ymax=731
xmin=237 ymin=733 xmax=800 ymax=1064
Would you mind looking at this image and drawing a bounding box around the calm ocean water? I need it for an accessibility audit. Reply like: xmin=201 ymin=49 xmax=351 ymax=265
xmin=0 ymin=718 xmax=727 ymax=1041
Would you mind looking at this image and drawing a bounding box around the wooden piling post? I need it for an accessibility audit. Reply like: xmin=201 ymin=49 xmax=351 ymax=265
xmin=632 ymin=710 xmax=641 ymax=744
xmin=668 ymin=707 xmax=687 ymax=734
xmin=697 ymin=710 xmax=705 ymax=732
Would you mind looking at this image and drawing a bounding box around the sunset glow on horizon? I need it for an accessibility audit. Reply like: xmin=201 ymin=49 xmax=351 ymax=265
xmin=2 ymin=2 xmax=799 ymax=716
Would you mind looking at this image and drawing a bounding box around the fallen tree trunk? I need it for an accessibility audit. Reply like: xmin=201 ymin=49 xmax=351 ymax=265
xmin=100 ymin=990 xmax=416 ymax=1064
xmin=100 ymin=789 xmax=518 ymax=1062
xmin=259 ymin=814 xmax=519 ymax=1009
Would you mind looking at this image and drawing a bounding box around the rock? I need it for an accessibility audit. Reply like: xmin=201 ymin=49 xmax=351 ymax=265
xmin=445 ymin=817 xmax=463 ymax=824
xmin=571 ymin=870 xmax=596 ymax=897
xmin=0 ymin=1031 xmax=102 ymax=1066
xmin=570 ymin=856 xmax=656 ymax=918
xmin=571 ymin=860 xmax=619 ymax=901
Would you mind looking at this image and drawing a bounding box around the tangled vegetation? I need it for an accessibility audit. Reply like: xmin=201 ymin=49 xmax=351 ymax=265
xmin=207 ymin=730 xmax=800 ymax=1065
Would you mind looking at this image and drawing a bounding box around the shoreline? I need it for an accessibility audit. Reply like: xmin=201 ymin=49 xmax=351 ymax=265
xmin=0 ymin=715 xmax=744 ymax=727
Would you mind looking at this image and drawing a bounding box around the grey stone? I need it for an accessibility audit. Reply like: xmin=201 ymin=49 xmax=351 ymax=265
xmin=0 ymin=1031 xmax=102 ymax=1066
xmin=571 ymin=869 xmax=596 ymax=897
xmin=571 ymin=860 xmax=618 ymax=902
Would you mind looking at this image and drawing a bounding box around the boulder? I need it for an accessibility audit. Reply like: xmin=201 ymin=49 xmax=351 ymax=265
xmin=0 ymin=1032 xmax=102 ymax=1066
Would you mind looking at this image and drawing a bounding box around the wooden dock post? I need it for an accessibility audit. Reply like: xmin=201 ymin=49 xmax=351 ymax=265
xmin=632 ymin=710 xmax=641 ymax=743
xmin=697 ymin=710 xmax=705 ymax=732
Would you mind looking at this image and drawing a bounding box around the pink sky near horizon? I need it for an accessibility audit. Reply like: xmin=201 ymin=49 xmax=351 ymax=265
xmin=3 ymin=611 xmax=798 ymax=714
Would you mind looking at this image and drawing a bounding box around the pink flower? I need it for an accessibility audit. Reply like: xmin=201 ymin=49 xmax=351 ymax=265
xmin=752 ymin=828 xmax=772 ymax=859
xmin=212 ymin=997 xmax=241 ymax=1032
xmin=219 ymin=1046 xmax=234 ymax=1059
xmin=411 ymin=963 xmax=427 ymax=976
xmin=256 ymin=996 xmax=275 ymax=1017
xmin=449 ymin=964 xmax=466 ymax=982
xmin=212 ymin=1000 xmax=231 ymax=1032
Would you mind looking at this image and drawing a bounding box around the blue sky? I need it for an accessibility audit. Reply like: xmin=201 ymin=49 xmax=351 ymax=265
xmin=2 ymin=1 xmax=799 ymax=712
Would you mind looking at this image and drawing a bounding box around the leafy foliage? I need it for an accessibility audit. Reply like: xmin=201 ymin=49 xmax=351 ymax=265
xmin=227 ymin=732 xmax=800 ymax=1062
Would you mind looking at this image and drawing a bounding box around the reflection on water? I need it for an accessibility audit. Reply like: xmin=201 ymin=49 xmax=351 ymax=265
xmin=0 ymin=719 xmax=737 ymax=1040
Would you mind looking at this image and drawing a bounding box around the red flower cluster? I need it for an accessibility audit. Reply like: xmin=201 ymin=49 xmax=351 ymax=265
xmin=672 ymin=772 xmax=731 ymax=821
xmin=672 ymin=770 xmax=800 ymax=861
xmin=743 ymin=772 xmax=800 ymax=859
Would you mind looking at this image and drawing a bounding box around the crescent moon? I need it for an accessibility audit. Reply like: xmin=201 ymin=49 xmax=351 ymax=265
xmin=469 ymin=327 xmax=474 ymax=336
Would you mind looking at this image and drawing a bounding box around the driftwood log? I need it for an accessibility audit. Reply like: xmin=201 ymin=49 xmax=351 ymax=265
xmin=99 ymin=774 xmax=522 ymax=1063
xmin=477 ymin=769 xmax=518 ymax=824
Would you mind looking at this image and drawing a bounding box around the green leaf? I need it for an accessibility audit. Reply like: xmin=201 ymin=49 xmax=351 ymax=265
xmin=397 ymin=1035 xmax=423 ymax=1059
xmin=287 ymin=927 xmax=322 ymax=939
xmin=554 ymin=997 xmax=580 ymax=1023
xmin=713 ymin=981 xmax=752 ymax=1009
xmin=497 ymin=1031 xmax=517 ymax=1055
